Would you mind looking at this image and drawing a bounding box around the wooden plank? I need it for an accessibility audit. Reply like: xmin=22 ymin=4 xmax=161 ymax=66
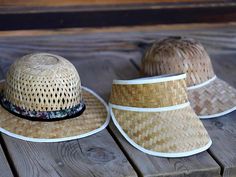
xmin=0 ymin=23 xmax=236 ymax=176
xmin=0 ymin=139 xmax=14 ymax=177
xmin=0 ymin=23 xmax=233 ymax=37
xmin=203 ymin=111 xmax=236 ymax=177
xmin=202 ymin=53 xmax=236 ymax=177
xmin=2 ymin=130 xmax=137 ymax=177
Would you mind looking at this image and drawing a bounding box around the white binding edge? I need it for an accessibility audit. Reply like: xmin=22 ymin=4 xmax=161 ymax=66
xmin=110 ymin=107 xmax=212 ymax=158
xmin=109 ymin=102 xmax=190 ymax=112
xmin=187 ymin=75 xmax=217 ymax=90
xmin=198 ymin=105 xmax=236 ymax=119
xmin=113 ymin=73 xmax=186 ymax=85
xmin=0 ymin=86 xmax=110 ymax=143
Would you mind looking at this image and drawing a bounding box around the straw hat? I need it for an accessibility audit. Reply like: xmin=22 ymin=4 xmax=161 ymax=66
xmin=0 ymin=53 xmax=109 ymax=142
xmin=109 ymin=73 xmax=211 ymax=157
xmin=141 ymin=37 xmax=236 ymax=118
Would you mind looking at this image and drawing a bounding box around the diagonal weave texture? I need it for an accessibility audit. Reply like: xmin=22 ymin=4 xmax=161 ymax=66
xmin=141 ymin=37 xmax=215 ymax=87
xmin=112 ymin=106 xmax=211 ymax=153
xmin=0 ymin=83 xmax=108 ymax=139
xmin=110 ymin=79 xmax=188 ymax=108
xmin=188 ymin=78 xmax=236 ymax=117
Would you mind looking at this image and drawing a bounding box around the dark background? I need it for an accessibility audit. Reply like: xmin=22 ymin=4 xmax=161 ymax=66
xmin=0 ymin=0 xmax=236 ymax=30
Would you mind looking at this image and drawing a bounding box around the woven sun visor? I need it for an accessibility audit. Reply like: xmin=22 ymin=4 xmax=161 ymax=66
xmin=0 ymin=53 xmax=109 ymax=142
xmin=109 ymin=74 xmax=212 ymax=158
xmin=141 ymin=37 xmax=236 ymax=119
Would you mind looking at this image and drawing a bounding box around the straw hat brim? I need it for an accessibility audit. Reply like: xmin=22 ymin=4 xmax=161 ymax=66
xmin=0 ymin=82 xmax=109 ymax=142
xmin=188 ymin=77 xmax=236 ymax=119
xmin=110 ymin=103 xmax=212 ymax=158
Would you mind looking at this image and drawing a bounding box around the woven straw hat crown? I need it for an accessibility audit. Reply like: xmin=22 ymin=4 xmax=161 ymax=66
xmin=110 ymin=74 xmax=188 ymax=108
xmin=4 ymin=53 xmax=82 ymax=112
xmin=141 ymin=37 xmax=215 ymax=86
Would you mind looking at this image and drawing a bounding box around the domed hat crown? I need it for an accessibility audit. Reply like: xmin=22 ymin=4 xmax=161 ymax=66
xmin=141 ymin=37 xmax=215 ymax=86
xmin=141 ymin=37 xmax=236 ymax=119
xmin=1 ymin=53 xmax=84 ymax=120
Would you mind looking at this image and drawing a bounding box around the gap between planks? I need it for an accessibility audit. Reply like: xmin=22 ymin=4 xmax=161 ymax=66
xmin=0 ymin=135 xmax=15 ymax=177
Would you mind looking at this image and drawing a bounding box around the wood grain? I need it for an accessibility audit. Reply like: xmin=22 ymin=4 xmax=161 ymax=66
xmin=2 ymin=130 xmax=137 ymax=177
xmin=0 ymin=139 xmax=14 ymax=177
xmin=0 ymin=23 xmax=236 ymax=176
xmin=203 ymin=53 xmax=236 ymax=177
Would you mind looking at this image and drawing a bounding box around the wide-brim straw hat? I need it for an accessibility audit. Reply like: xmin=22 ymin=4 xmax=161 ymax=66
xmin=109 ymin=73 xmax=211 ymax=157
xmin=141 ymin=37 xmax=236 ymax=119
xmin=0 ymin=53 xmax=109 ymax=142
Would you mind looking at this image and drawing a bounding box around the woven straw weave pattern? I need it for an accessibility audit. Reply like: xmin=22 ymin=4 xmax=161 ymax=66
xmin=110 ymin=79 xmax=188 ymax=108
xmin=0 ymin=84 xmax=108 ymax=139
xmin=4 ymin=53 xmax=82 ymax=112
xmin=112 ymin=106 xmax=210 ymax=153
xmin=188 ymin=78 xmax=236 ymax=116
xmin=141 ymin=37 xmax=215 ymax=87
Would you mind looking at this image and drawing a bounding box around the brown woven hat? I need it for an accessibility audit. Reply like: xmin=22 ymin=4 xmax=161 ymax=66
xmin=0 ymin=53 xmax=109 ymax=142
xmin=109 ymin=73 xmax=211 ymax=157
xmin=141 ymin=37 xmax=236 ymax=118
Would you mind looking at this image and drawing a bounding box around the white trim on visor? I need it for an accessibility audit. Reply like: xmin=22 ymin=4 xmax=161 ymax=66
xmin=187 ymin=75 xmax=217 ymax=90
xmin=0 ymin=86 xmax=110 ymax=143
xmin=109 ymin=102 xmax=190 ymax=112
xmin=198 ymin=105 xmax=236 ymax=119
xmin=113 ymin=73 xmax=186 ymax=85
xmin=110 ymin=107 xmax=212 ymax=158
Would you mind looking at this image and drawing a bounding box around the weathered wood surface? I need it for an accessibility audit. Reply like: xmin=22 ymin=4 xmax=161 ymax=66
xmin=0 ymin=23 xmax=234 ymax=176
xmin=0 ymin=25 xmax=232 ymax=176
xmin=202 ymin=53 xmax=236 ymax=177
xmin=0 ymin=138 xmax=14 ymax=177
xmin=2 ymin=130 xmax=137 ymax=177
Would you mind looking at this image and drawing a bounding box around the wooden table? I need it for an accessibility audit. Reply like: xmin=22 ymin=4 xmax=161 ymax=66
xmin=0 ymin=23 xmax=236 ymax=177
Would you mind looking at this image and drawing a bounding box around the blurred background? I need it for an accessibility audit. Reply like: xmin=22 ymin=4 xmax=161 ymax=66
xmin=0 ymin=0 xmax=235 ymax=30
